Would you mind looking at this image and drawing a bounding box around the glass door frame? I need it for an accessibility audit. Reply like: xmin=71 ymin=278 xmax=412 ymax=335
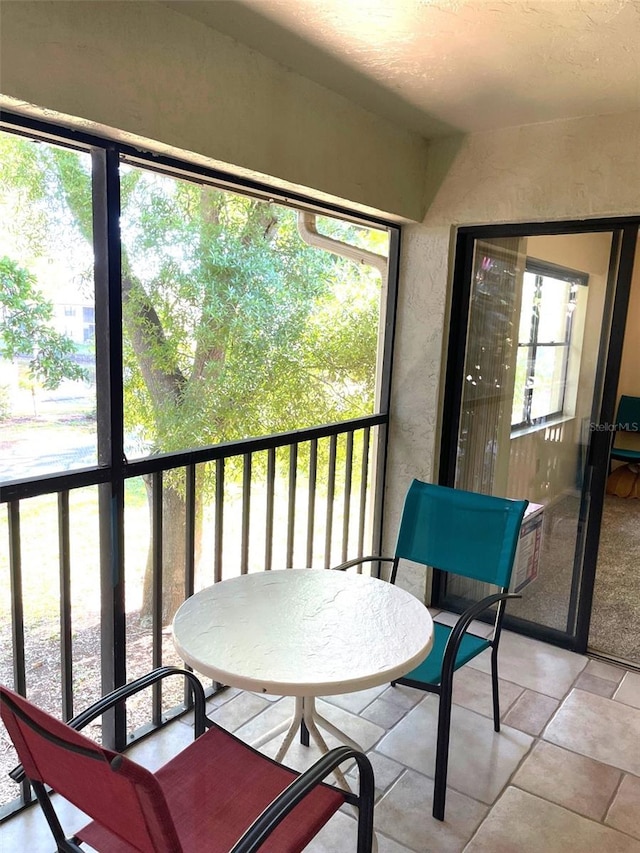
xmin=437 ymin=217 xmax=639 ymax=653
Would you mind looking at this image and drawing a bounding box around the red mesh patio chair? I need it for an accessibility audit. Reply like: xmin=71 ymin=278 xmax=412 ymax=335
xmin=1 ymin=666 xmax=374 ymax=852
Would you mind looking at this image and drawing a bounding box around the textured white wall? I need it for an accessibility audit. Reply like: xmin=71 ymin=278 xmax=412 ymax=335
xmin=0 ymin=1 xmax=428 ymax=221
xmin=386 ymin=111 xmax=640 ymax=599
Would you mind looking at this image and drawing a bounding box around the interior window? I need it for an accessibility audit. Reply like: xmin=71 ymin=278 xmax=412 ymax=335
xmin=511 ymin=260 xmax=587 ymax=429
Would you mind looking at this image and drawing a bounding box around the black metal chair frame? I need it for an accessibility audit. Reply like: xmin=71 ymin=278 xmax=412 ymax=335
xmin=3 ymin=666 xmax=375 ymax=852
xmin=335 ymin=555 xmax=520 ymax=821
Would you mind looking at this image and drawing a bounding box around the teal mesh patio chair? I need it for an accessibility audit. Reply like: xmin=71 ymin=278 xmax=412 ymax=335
xmin=610 ymin=395 xmax=640 ymax=467
xmin=335 ymin=479 xmax=527 ymax=821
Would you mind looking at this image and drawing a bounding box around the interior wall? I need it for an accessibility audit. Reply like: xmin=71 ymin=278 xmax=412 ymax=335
xmin=0 ymin=0 xmax=429 ymax=222
xmin=386 ymin=110 xmax=640 ymax=591
xmin=616 ymin=233 xmax=640 ymax=399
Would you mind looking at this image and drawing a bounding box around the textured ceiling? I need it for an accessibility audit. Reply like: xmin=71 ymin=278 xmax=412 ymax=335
xmin=166 ymin=0 xmax=640 ymax=138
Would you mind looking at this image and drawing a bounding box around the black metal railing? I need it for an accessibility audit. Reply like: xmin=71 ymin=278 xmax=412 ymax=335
xmin=0 ymin=413 xmax=387 ymax=818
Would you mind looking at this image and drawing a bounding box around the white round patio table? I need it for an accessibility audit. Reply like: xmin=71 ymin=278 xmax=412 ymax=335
xmin=173 ymin=568 xmax=433 ymax=769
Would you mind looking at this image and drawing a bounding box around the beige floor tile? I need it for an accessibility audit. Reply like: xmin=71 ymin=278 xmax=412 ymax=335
xmin=346 ymin=750 xmax=405 ymax=797
xmin=374 ymin=834 xmax=420 ymax=853
xmin=306 ymin=809 xmax=417 ymax=853
xmin=544 ymin=688 xmax=640 ymax=775
xmin=574 ymin=671 xmax=617 ymax=698
xmin=0 ymin=794 xmax=90 ymax=852
xmin=377 ymin=697 xmax=533 ymax=804
xmin=512 ymin=740 xmax=621 ymax=820
xmin=467 ymin=630 xmax=587 ymax=699
xmin=464 ymin=787 xmax=640 ymax=853
xmin=614 ymin=671 xmax=640 ymax=710
xmin=606 ymin=774 xmax=640 ymax=840
xmin=315 ymin=699 xmax=386 ymax=750
xmin=208 ymin=690 xmax=271 ymax=731
xmin=208 ymin=684 xmax=241 ymax=705
xmin=451 ymin=665 xmax=523 ymax=720
xmin=585 ymin=659 xmax=626 ymax=683
xmin=302 ymin=809 xmax=358 ymax=853
xmin=375 ymin=769 xmax=488 ymax=852
xmin=361 ymin=696 xmax=412 ymax=730
xmin=233 ymin=695 xmax=295 ymax=743
xmin=127 ymin=716 xmax=195 ymax=770
xmin=502 ymin=689 xmax=559 ymax=736
xmin=379 ymin=683 xmax=426 ymax=710
xmin=433 ymin=611 xmax=494 ymax=638
xmin=323 ymin=683 xmax=389 ymax=714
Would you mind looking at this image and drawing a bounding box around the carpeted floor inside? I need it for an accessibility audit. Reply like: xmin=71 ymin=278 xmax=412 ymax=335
xmin=588 ymin=493 xmax=640 ymax=665
xmin=504 ymin=492 xmax=639 ymax=667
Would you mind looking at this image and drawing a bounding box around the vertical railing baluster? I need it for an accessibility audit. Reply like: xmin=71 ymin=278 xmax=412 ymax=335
xmin=183 ymin=465 xmax=196 ymax=710
xmin=8 ymin=501 xmax=25 ymax=695
xmin=8 ymin=500 xmax=31 ymax=804
xmin=58 ymin=491 xmax=73 ymax=721
xmin=265 ymin=448 xmax=276 ymax=571
xmin=1 ymin=416 xmax=384 ymax=820
xmin=185 ymin=465 xmax=196 ymax=599
xmin=8 ymin=501 xmax=24 ymax=687
xmin=152 ymin=472 xmax=163 ymax=726
xmin=358 ymin=428 xmax=371 ymax=561
xmin=214 ymin=459 xmax=224 ymax=583
xmin=286 ymin=444 xmax=297 ymax=568
xmin=241 ymin=454 xmax=252 ymax=574
xmin=306 ymin=439 xmax=318 ymax=568
xmin=324 ymin=435 xmax=337 ymax=568
xmin=342 ymin=432 xmax=354 ymax=563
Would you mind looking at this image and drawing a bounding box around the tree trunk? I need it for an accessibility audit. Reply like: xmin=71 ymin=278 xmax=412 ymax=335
xmin=141 ymin=476 xmax=203 ymax=626
xmin=120 ymin=275 xmax=195 ymax=624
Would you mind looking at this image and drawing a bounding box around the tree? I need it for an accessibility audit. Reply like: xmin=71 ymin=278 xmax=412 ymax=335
xmin=0 ymin=132 xmax=384 ymax=622
xmin=0 ymin=256 xmax=88 ymax=394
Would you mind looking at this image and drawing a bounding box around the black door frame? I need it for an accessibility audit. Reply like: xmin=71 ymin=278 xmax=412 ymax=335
xmin=437 ymin=217 xmax=639 ymax=653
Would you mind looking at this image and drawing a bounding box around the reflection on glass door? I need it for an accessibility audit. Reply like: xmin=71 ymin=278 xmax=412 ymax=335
xmin=444 ymin=230 xmax=619 ymax=642
xmin=589 ymin=229 xmax=640 ymax=665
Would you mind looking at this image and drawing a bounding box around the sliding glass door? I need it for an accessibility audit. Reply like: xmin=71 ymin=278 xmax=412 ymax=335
xmin=439 ymin=222 xmax=638 ymax=650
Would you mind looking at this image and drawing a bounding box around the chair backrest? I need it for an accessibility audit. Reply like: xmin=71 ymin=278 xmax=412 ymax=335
xmin=615 ymin=395 xmax=640 ymax=433
xmin=0 ymin=685 xmax=183 ymax=853
xmin=395 ymin=480 xmax=528 ymax=588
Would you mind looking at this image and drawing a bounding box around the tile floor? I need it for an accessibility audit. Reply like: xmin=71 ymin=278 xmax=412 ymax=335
xmin=2 ymin=612 xmax=640 ymax=852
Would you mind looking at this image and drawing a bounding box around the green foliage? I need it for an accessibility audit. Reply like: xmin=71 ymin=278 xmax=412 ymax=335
xmin=0 ymin=130 xmax=385 ymax=456
xmin=117 ymin=168 xmax=383 ymax=455
xmin=0 ymin=256 xmax=88 ymax=389
xmin=0 ymin=130 xmax=387 ymax=617
xmin=0 ymin=385 xmax=10 ymax=420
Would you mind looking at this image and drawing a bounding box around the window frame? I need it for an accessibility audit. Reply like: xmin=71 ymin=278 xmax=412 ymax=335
xmin=511 ymin=257 xmax=588 ymax=431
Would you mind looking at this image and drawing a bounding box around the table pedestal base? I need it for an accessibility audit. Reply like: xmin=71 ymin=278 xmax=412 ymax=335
xmin=252 ymin=696 xmax=379 ymax=850
xmin=252 ymin=695 xmax=360 ymax=788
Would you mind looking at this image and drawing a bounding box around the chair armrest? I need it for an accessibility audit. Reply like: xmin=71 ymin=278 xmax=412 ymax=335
xmin=66 ymin=666 xmax=208 ymax=735
xmin=331 ymin=555 xmax=396 ymax=572
xmin=441 ymin=592 xmax=521 ymax=684
xmin=230 ymin=746 xmax=374 ymax=853
xmin=9 ymin=667 xmax=207 ymax=784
